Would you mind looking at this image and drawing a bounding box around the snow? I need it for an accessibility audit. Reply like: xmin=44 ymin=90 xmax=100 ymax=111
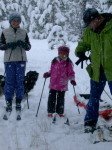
xmin=0 ymin=39 xmax=112 ymax=150
xmin=47 ymin=25 xmax=68 ymax=49
xmin=0 ymin=21 xmax=9 ymax=34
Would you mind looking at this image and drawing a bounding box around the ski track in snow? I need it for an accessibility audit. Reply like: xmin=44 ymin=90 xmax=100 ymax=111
xmin=0 ymin=39 xmax=112 ymax=150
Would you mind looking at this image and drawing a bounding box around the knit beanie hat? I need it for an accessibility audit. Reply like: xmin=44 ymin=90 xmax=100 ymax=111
xmin=58 ymin=46 xmax=70 ymax=56
xmin=9 ymin=12 xmax=21 ymax=23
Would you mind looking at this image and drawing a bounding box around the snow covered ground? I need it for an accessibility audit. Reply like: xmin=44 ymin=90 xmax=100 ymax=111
xmin=0 ymin=39 xmax=112 ymax=150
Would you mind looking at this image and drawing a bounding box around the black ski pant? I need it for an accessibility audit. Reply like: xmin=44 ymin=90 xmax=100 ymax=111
xmin=47 ymin=89 xmax=65 ymax=114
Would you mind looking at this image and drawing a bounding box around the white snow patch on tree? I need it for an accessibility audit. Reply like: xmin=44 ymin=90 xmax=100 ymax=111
xmin=47 ymin=25 xmax=68 ymax=50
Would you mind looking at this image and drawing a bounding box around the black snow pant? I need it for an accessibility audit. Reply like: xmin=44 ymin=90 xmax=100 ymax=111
xmin=47 ymin=89 xmax=65 ymax=114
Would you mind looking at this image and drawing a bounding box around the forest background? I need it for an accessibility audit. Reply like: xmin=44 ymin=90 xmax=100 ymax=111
xmin=0 ymin=0 xmax=112 ymax=49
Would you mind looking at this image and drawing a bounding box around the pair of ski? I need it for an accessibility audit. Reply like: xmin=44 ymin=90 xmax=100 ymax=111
xmin=51 ymin=113 xmax=70 ymax=126
xmin=3 ymin=110 xmax=21 ymax=121
xmin=88 ymin=126 xmax=112 ymax=144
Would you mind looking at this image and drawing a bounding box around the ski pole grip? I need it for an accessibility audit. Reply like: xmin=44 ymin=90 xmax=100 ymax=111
xmin=75 ymin=58 xmax=82 ymax=65
xmin=75 ymin=59 xmax=84 ymax=69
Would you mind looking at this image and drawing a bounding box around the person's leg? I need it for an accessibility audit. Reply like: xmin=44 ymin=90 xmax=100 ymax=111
xmin=84 ymin=71 xmax=106 ymax=128
xmin=15 ymin=62 xmax=26 ymax=111
xmin=47 ymin=89 xmax=57 ymax=114
xmin=56 ymin=91 xmax=65 ymax=115
xmin=4 ymin=62 xmax=16 ymax=111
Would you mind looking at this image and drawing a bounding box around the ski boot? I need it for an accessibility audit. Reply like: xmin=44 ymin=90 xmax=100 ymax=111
xmin=6 ymin=100 xmax=12 ymax=112
xmin=48 ymin=113 xmax=53 ymax=117
xmin=84 ymin=125 xmax=96 ymax=133
xmin=59 ymin=114 xmax=65 ymax=117
xmin=16 ymin=99 xmax=21 ymax=111
xmin=84 ymin=120 xmax=97 ymax=133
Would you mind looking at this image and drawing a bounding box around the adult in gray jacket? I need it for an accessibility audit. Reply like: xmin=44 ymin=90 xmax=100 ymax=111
xmin=0 ymin=12 xmax=31 ymax=113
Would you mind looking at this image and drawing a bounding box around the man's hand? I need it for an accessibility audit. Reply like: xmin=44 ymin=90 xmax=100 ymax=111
xmin=77 ymin=52 xmax=87 ymax=60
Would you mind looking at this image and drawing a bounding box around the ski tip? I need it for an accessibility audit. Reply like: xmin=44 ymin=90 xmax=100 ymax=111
xmin=3 ymin=115 xmax=8 ymax=120
xmin=17 ymin=115 xmax=21 ymax=121
xmin=64 ymin=118 xmax=70 ymax=126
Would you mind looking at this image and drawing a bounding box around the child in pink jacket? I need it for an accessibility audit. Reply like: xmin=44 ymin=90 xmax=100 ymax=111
xmin=43 ymin=46 xmax=76 ymax=117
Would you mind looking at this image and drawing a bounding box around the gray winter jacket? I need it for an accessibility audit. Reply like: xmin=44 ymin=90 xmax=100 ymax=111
xmin=1 ymin=27 xmax=31 ymax=62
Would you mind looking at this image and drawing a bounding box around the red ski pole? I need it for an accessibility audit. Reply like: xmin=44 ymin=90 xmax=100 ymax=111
xmin=73 ymin=86 xmax=80 ymax=114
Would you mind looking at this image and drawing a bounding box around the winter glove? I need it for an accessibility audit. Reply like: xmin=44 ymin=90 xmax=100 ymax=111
xmin=43 ymin=72 xmax=50 ymax=78
xmin=5 ymin=42 xmax=17 ymax=50
xmin=17 ymin=40 xmax=29 ymax=50
xmin=75 ymin=52 xmax=90 ymax=69
xmin=77 ymin=52 xmax=87 ymax=60
xmin=70 ymin=80 xmax=76 ymax=86
xmin=0 ymin=44 xmax=8 ymax=50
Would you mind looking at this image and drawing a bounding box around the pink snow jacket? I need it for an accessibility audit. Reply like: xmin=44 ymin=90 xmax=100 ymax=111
xmin=49 ymin=57 xmax=75 ymax=91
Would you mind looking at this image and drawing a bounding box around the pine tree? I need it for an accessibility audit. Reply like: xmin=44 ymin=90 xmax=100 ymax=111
xmin=0 ymin=0 xmax=111 ymax=42
xmin=38 ymin=0 xmax=65 ymax=39
xmin=0 ymin=0 xmax=9 ymax=33
xmin=63 ymin=0 xmax=87 ymax=42
xmin=45 ymin=0 xmax=66 ymax=49
xmin=99 ymin=0 xmax=112 ymax=12
xmin=47 ymin=25 xmax=68 ymax=50
xmin=29 ymin=0 xmax=45 ymax=39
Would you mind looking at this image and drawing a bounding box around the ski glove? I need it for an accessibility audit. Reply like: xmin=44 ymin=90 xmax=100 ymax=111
xmin=43 ymin=72 xmax=50 ymax=78
xmin=0 ymin=44 xmax=8 ymax=50
xmin=70 ymin=80 xmax=76 ymax=86
xmin=5 ymin=42 xmax=17 ymax=50
xmin=77 ymin=52 xmax=87 ymax=60
xmin=17 ymin=40 xmax=29 ymax=50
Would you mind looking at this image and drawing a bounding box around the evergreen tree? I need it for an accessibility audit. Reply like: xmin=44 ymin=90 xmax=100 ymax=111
xmin=38 ymin=0 xmax=65 ymax=39
xmin=29 ymin=0 xmax=45 ymax=39
xmin=0 ymin=0 xmax=111 ymax=42
xmin=0 ymin=0 xmax=8 ymax=33
xmin=63 ymin=0 xmax=87 ymax=42
xmin=21 ymin=0 xmax=30 ymax=30
xmin=47 ymin=25 xmax=68 ymax=49
xmin=99 ymin=0 xmax=112 ymax=12
xmin=44 ymin=0 xmax=66 ymax=49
